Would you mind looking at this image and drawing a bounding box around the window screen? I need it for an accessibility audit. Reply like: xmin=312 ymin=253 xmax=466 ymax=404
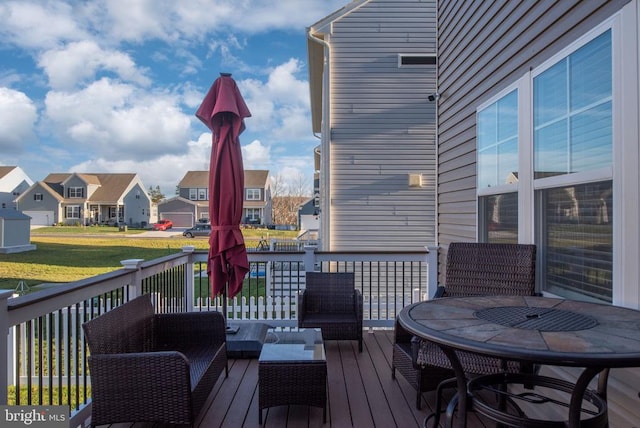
xmin=539 ymin=180 xmax=613 ymax=303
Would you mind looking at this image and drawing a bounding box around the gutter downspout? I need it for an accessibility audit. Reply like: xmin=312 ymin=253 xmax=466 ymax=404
xmin=307 ymin=27 xmax=331 ymax=250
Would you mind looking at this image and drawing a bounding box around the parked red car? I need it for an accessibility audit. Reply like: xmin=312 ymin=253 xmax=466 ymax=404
xmin=152 ymin=219 xmax=173 ymax=231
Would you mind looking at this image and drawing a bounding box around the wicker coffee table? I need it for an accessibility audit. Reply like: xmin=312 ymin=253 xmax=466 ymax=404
xmin=258 ymin=328 xmax=327 ymax=424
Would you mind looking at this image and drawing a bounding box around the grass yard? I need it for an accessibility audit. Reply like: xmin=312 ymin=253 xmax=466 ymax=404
xmin=0 ymin=227 xmax=297 ymax=290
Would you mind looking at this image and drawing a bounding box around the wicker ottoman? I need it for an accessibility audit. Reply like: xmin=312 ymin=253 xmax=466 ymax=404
xmin=258 ymin=329 xmax=327 ymax=424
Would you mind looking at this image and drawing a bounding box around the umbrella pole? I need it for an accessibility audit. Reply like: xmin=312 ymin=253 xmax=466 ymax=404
xmin=223 ymin=281 xmax=228 ymax=327
xmin=223 ymin=269 xmax=239 ymax=334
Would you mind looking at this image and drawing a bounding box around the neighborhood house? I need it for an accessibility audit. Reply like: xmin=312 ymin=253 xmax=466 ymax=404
xmin=157 ymin=170 xmax=272 ymax=228
xmin=15 ymin=172 xmax=151 ymax=227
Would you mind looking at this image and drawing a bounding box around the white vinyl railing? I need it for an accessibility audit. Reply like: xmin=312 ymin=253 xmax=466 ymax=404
xmin=1 ymin=245 xmax=437 ymax=427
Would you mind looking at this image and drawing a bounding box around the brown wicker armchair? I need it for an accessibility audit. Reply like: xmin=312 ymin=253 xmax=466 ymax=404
xmin=82 ymin=294 xmax=228 ymax=427
xmin=392 ymin=242 xmax=537 ymax=411
xmin=298 ymin=272 xmax=363 ymax=352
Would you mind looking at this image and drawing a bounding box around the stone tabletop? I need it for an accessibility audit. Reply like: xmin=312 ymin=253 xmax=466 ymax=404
xmin=399 ymin=295 xmax=640 ymax=368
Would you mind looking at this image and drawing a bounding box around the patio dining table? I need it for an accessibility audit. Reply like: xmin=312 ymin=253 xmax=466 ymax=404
xmin=398 ymin=295 xmax=640 ymax=428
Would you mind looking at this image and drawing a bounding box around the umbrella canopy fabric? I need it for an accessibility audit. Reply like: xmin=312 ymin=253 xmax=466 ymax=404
xmin=196 ymin=74 xmax=251 ymax=298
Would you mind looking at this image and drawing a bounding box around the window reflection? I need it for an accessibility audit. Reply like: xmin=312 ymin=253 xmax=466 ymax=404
xmin=477 ymin=90 xmax=518 ymax=188
xmin=534 ymin=30 xmax=612 ymax=178
xmin=540 ymin=181 xmax=612 ymax=303
xmin=479 ymin=192 xmax=517 ymax=243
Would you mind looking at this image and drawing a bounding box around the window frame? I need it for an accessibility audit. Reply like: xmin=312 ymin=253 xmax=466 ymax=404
xmin=246 ymin=208 xmax=261 ymax=220
xmin=198 ymin=188 xmax=207 ymax=200
xmin=68 ymin=187 xmax=84 ymax=198
xmin=475 ymin=15 xmax=628 ymax=303
xmin=246 ymin=188 xmax=261 ymax=201
xmin=65 ymin=205 xmax=80 ymax=219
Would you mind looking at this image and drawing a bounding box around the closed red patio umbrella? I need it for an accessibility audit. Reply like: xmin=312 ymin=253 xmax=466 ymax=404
xmin=196 ymin=73 xmax=251 ymax=300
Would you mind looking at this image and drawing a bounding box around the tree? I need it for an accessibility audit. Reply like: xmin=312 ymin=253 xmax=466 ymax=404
xmin=270 ymin=172 xmax=312 ymax=226
xmin=148 ymin=186 xmax=165 ymax=203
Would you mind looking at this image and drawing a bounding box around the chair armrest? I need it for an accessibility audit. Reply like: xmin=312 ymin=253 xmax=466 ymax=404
xmin=89 ymin=351 xmax=192 ymax=405
xmin=354 ymin=289 xmax=363 ymax=318
xmin=394 ymin=317 xmax=413 ymax=344
xmin=411 ymin=336 xmax=425 ymax=369
xmin=297 ymin=290 xmax=307 ymax=322
xmin=354 ymin=289 xmax=363 ymax=331
xmin=155 ymin=311 xmax=226 ymax=348
xmin=434 ymin=286 xmax=446 ymax=298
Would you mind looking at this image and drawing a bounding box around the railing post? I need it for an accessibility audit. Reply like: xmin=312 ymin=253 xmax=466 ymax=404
xmin=425 ymin=245 xmax=439 ymax=299
xmin=303 ymin=245 xmax=317 ymax=272
xmin=121 ymin=259 xmax=144 ymax=299
xmin=183 ymin=246 xmax=195 ymax=312
xmin=0 ymin=290 xmax=13 ymax=404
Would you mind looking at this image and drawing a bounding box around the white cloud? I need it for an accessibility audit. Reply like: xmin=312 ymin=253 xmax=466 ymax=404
xmin=1 ymin=0 xmax=346 ymax=194
xmin=1 ymin=1 xmax=349 ymax=50
xmin=71 ymin=132 xmax=213 ymax=194
xmin=242 ymin=139 xmax=271 ymax=168
xmin=38 ymin=41 xmax=150 ymax=90
xmin=0 ymin=87 xmax=38 ymax=153
xmin=87 ymin=0 xmax=349 ymax=44
xmin=44 ymin=78 xmax=192 ymax=161
xmin=0 ymin=1 xmax=89 ymax=49
xmin=240 ymin=59 xmax=312 ymax=143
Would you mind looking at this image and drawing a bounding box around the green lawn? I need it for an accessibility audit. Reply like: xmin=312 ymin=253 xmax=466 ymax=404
xmin=0 ymin=227 xmax=297 ymax=290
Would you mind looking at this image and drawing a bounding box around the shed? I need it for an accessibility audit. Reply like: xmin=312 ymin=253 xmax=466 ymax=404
xmin=0 ymin=209 xmax=36 ymax=253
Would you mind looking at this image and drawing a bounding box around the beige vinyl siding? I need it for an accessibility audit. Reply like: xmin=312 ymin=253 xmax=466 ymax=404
xmin=437 ymin=0 xmax=627 ymax=248
xmin=326 ymin=0 xmax=437 ymax=251
xmin=437 ymin=0 xmax=634 ymax=424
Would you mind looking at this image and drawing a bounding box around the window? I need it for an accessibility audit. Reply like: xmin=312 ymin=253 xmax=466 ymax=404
xmin=246 ymin=208 xmax=260 ymax=223
xmin=478 ymin=90 xmax=519 ymax=189
xmin=479 ymin=192 xmax=518 ymax=243
xmin=68 ymin=187 xmax=84 ymax=198
xmin=533 ymin=29 xmax=613 ymax=302
xmin=538 ymin=181 xmax=612 ymax=301
xmin=246 ymin=189 xmax=261 ymax=200
xmin=476 ymin=25 xmax=616 ymax=303
xmin=477 ymin=88 xmax=519 ymax=244
xmin=66 ymin=206 xmax=80 ymax=219
xmin=534 ymin=31 xmax=612 ymax=178
xmin=34 ymin=193 xmax=43 ymax=201
xmin=189 ymin=188 xmax=207 ymax=200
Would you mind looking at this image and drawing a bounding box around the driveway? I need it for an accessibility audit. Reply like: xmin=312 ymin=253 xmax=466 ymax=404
xmin=133 ymin=229 xmax=185 ymax=238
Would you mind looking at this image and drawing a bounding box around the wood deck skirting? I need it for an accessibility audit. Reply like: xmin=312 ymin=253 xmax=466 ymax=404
xmin=100 ymin=330 xmax=490 ymax=428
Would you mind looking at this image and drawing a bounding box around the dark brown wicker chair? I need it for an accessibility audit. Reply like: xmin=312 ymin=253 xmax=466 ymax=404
xmin=392 ymin=242 xmax=537 ymax=411
xmin=82 ymin=294 xmax=228 ymax=427
xmin=298 ymin=272 xmax=363 ymax=352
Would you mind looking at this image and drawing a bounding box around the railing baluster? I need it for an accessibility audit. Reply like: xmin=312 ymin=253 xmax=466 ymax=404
xmin=4 ymin=247 xmax=432 ymax=427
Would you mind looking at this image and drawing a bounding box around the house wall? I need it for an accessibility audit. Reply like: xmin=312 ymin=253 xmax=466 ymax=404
xmin=63 ymin=175 xmax=87 ymax=198
xmin=436 ymin=0 xmax=627 ymax=254
xmin=157 ymin=198 xmax=196 ymax=227
xmin=17 ymin=183 xmax=61 ymax=225
xmin=0 ymin=168 xmax=33 ymax=210
xmin=436 ymin=0 xmax=639 ymax=424
xmin=0 ymin=218 xmax=30 ymax=248
xmin=321 ymin=0 xmax=437 ymax=251
xmin=122 ymin=183 xmax=151 ymax=227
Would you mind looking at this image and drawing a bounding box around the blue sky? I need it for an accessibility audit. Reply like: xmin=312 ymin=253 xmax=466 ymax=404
xmin=0 ymin=0 xmax=350 ymax=196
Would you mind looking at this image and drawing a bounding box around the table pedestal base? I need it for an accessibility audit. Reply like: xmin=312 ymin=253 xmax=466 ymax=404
xmin=468 ymin=373 xmax=608 ymax=428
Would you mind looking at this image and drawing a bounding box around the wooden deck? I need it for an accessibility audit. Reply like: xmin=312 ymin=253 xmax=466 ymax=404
xmin=105 ymin=329 xmax=491 ymax=428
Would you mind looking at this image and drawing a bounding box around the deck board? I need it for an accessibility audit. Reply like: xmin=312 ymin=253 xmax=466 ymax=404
xmin=99 ymin=329 xmax=491 ymax=428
